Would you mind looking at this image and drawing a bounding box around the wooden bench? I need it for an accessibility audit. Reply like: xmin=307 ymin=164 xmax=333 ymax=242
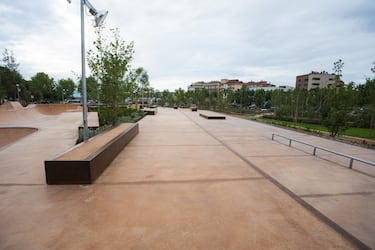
xmin=199 ymin=113 xmax=226 ymax=120
xmin=45 ymin=123 xmax=138 ymax=185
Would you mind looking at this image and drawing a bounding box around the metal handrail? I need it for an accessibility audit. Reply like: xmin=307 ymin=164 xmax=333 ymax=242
xmin=271 ymin=133 xmax=375 ymax=169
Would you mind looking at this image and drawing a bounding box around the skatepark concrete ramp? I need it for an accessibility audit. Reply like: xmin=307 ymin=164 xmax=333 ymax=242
xmin=32 ymin=104 xmax=82 ymax=115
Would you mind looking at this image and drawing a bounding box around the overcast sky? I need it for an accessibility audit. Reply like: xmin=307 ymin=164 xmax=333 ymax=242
xmin=1 ymin=0 xmax=374 ymax=91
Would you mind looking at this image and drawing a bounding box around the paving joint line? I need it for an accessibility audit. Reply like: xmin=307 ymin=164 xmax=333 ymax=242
xmin=0 ymin=183 xmax=45 ymax=186
xmin=244 ymin=154 xmax=311 ymax=158
xmin=300 ymin=191 xmax=375 ymax=198
xmin=127 ymin=144 xmax=222 ymax=147
xmin=96 ymin=177 xmax=265 ymax=186
xmin=180 ymin=109 xmax=371 ymax=250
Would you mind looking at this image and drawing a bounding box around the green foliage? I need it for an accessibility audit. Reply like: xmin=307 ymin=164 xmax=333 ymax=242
xmin=159 ymin=89 xmax=174 ymax=106
xmin=131 ymin=67 xmax=150 ymax=106
xmin=29 ymin=72 xmax=55 ymax=102
xmin=0 ymin=49 xmax=25 ymax=103
xmin=88 ymin=26 xmax=135 ymax=121
xmin=77 ymin=107 xmax=146 ymax=143
xmin=322 ymin=108 xmax=349 ymax=136
xmin=270 ymin=86 xmax=352 ymax=136
xmin=96 ymin=107 xmax=145 ymax=126
xmin=77 ymin=76 xmax=99 ymax=101
xmin=257 ymin=117 xmax=374 ymax=140
xmin=2 ymin=49 xmax=19 ymax=71
xmin=56 ymin=78 xmax=76 ymax=102
xmin=275 ymin=105 xmax=290 ymax=120
xmin=254 ymin=89 xmax=265 ymax=107
xmin=0 ymin=66 xmax=24 ymax=102
xmin=174 ymin=88 xmax=186 ymax=106
xmin=333 ymin=59 xmax=344 ymax=88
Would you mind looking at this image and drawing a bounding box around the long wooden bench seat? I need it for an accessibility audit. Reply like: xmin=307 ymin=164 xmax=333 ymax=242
xmin=45 ymin=123 xmax=138 ymax=184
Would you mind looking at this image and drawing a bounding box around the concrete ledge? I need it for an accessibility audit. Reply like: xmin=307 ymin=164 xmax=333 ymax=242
xmin=45 ymin=123 xmax=139 ymax=185
xmin=199 ymin=113 xmax=226 ymax=119
xmin=143 ymin=108 xmax=157 ymax=115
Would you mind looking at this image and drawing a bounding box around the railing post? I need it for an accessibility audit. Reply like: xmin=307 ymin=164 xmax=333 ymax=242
xmin=289 ymin=139 xmax=292 ymax=147
xmin=272 ymin=134 xmax=274 ymax=140
xmin=313 ymin=147 xmax=317 ymax=156
xmin=349 ymin=158 xmax=353 ymax=169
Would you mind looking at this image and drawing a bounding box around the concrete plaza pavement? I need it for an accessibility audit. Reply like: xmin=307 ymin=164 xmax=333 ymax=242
xmin=1 ymin=106 xmax=374 ymax=249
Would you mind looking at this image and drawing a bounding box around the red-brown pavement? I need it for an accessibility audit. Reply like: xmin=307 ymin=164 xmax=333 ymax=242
xmin=1 ymin=107 xmax=374 ymax=249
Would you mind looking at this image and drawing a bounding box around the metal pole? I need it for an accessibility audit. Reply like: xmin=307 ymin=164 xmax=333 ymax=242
xmin=16 ymin=84 xmax=20 ymax=101
xmin=349 ymin=158 xmax=353 ymax=169
xmin=81 ymin=0 xmax=89 ymax=141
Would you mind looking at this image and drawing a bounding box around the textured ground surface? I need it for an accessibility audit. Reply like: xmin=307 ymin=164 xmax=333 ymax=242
xmin=1 ymin=104 xmax=374 ymax=249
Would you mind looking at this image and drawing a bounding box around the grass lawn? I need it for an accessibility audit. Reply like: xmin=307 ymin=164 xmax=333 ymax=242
xmin=254 ymin=117 xmax=374 ymax=140
xmin=344 ymin=127 xmax=375 ymax=139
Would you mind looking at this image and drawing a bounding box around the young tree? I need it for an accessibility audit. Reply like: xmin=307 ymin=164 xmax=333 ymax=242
xmin=2 ymin=49 xmax=19 ymax=72
xmin=320 ymin=59 xmax=350 ymax=136
xmin=77 ymin=76 xmax=99 ymax=101
xmin=254 ymin=89 xmax=266 ymax=108
xmin=363 ymin=64 xmax=375 ymax=135
xmin=56 ymin=78 xmax=76 ymax=102
xmin=29 ymin=72 xmax=55 ymax=102
xmin=333 ymin=59 xmax=344 ymax=88
xmin=160 ymin=89 xmax=174 ymax=106
xmin=322 ymin=86 xmax=351 ymax=137
xmin=174 ymin=88 xmax=186 ymax=107
xmin=0 ymin=66 xmax=24 ymax=102
xmin=88 ymin=27 xmax=134 ymax=124
xmin=133 ymin=67 xmax=149 ymax=108
xmin=0 ymin=49 xmax=26 ymax=104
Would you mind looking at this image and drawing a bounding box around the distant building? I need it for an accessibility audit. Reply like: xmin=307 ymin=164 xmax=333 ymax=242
xmin=188 ymin=81 xmax=221 ymax=92
xmin=296 ymin=71 xmax=336 ymax=90
xmin=250 ymin=85 xmax=294 ymax=92
xmin=188 ymin=79 xmax=280 ymax=92
xmin=220 ymin=79 xmax=243 ymax=91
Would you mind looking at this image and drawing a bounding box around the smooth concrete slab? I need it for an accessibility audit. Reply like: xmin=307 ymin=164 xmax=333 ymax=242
xmin=0 ymin=181 xmax=353 ymax=249
xmin=304 ymin=194 xmax=375 ymax=248
xmin=1 ymin=106 xmax=373 ymax=248
xmin=97 ymin=145 xmax=261 ymax=183
xmin=182 ymin=109 xmax=375 ymax=248
xmin=0 ymin=127 xmax=37 ymax=148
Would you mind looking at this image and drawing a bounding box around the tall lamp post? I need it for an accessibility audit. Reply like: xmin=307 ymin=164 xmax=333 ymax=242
xmin=67 ymin=0 xmax=108 ymax=141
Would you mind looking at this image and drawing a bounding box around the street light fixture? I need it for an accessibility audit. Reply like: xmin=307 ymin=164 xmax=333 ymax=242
xmin=68 ymin=0 xmax=108 ymax=141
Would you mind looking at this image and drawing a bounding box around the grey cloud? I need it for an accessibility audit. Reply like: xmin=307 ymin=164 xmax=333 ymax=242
xmin=1 ymin=0 xmax=375 ymax=90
